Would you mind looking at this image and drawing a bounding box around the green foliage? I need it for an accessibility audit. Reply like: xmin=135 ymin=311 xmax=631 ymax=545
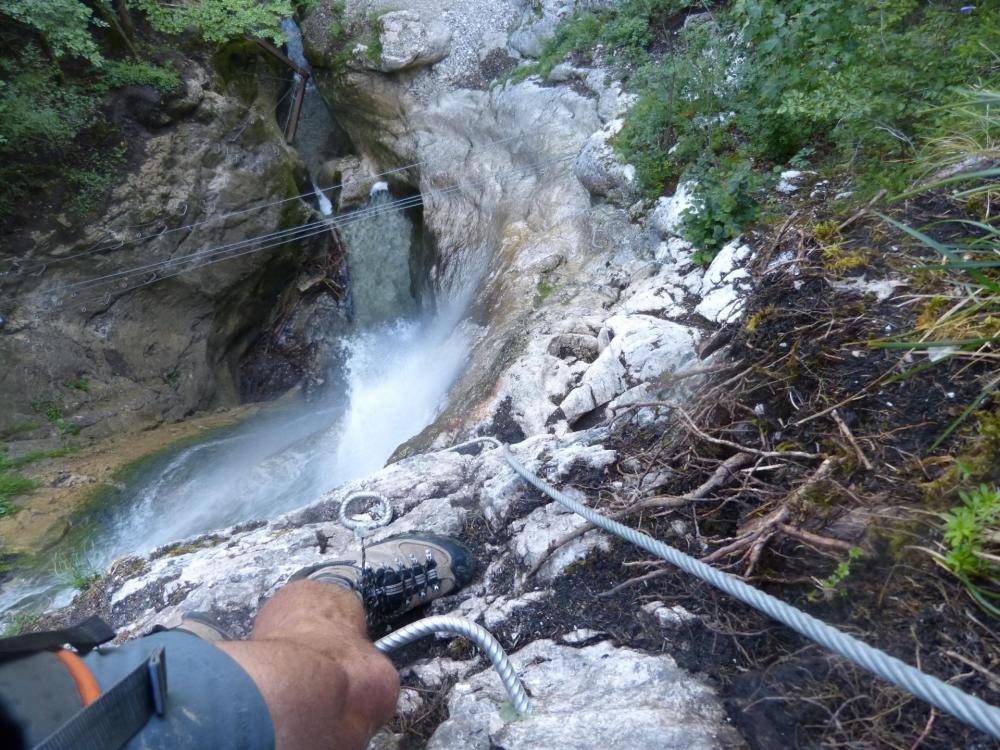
xmin=329 ymin=0 xmax=347 ymax=39
xmin=2 ymin=612 xmax=39 ymax=637
xmin=730 ymin=0 xmax=998 ymax=165
xmin=101 ymin=59 xmax=182 ymax=93
xmin=811 ymin=546 xmax=862 ymax=599
xmin=514 ymin=0 xmax=697 ymax=81
xmin=0 ymin=446 xmax=76 ymax=472
xmin=132 ymin=0 xmax=294 ymax=45
xmin=536 ymin=280 xmax=556 ymax=301
xmin=941 ymin=486 xmax=1000 ymax=578
xmin=366 ymin=11 xmax=385 ymax=65
xmin=67 ymin=377 xmax=91 ymax=393
xmin=681 ymin=159 xmax=767 ymax=259
xmin=0 ymin=474 xmax=37 ymax=515
xmin=55 ymin=551 xmax=102 ymax=591
xmin=1 ymin=0 xmax=106 ymax=65
xmin=0 ymin=46 xmax=98 ymax=155
xmin=30 ymin=393 xmax=80 ymax=435
xmin=0 ymin=443 xmax=76 ymax=517
xmin=536 ymin=0 xmax=1000 ymax=247
xmin=932 ymin=485 xmax=1000 ymax=616
xmin=65 ymin=143 xmax=127 ymax=220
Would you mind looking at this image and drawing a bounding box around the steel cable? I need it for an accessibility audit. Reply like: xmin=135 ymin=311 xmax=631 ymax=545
xmin=463 ymin=442 xmax=1000 ymax=738
xmin=374 ymin=616 xmax=531 ymax=715
xmin=9 ymin=150 xmax=577 ymax=314
xmin=13 ymin=131 xmax=537 ymax=268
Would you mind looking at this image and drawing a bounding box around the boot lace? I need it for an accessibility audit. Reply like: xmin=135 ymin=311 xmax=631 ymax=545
xmin=359 ymin=550 xmax=440 ymax=619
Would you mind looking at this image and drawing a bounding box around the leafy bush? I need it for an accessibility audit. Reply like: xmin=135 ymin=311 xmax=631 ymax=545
xmin=132 ymin=0 xmax=294 ymax=45
xmin=101 ymin=60 xmax=182 ymax=93
xmin=538 ymin=0 xmax=1000 ymax=215
xmin=66 ymin=143 xmax=127 ymax=219
xmin=0 ymin=46 xmax=98 ymax=155
xmin=681 ymin=159 xmax=767 ymax=261
xmin=928 ymin=485 xmax=1000 ymax=616
xmin=1 ymin=0 xmax=106 ymax=65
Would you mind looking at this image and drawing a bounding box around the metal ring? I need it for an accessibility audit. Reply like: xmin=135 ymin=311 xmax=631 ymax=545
xmin=338 ymin=492 xmax=393 ymax=532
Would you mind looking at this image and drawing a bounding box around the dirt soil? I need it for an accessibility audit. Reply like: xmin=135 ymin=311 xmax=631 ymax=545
xmin=388 ymin=186 xmax=1000 ymax=749
xmin=0 ymin=405 xmax=259 ymax=554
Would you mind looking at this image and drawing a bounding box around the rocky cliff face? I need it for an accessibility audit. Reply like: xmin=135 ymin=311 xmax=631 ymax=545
xmin=299 ymin=0 xmax=745 ymax=449
xmin=0 ymin=52 xmax=317 ymax=440
xmin=16 ymin=2 xmax=769 ymax=745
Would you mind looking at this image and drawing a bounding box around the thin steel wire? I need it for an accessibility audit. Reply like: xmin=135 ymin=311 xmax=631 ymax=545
xmin=13 ymin=131 xmax=536 ymax=269
xmin=10 ymin=151 xmax=576 ymax=314
xmin=452 ymin=441 xmax=1000 ymax=739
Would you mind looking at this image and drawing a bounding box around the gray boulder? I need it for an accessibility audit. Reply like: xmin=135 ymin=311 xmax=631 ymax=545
xmin=574 ymin=121 xmax=638 ymax=200
xmin=375 ymin=10 xmax=452 ymax=73
xmin=426 ymin=639 xmax=745 ymax=749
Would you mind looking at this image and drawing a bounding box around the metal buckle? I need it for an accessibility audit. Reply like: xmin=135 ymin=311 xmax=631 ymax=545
xmin=147 ymin=647 xmax=168 ymax=716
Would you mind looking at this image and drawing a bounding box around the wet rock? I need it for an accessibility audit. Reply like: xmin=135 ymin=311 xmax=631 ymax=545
xmin=163 ymin=66 xmax=207 ymax=118
xmin=426 ymin=639 xmax=745 ymax=749
xmin=316 ymin=155 xmax=379 ymax=210
xmin=0 ymin=60 xmax=307 ymax=439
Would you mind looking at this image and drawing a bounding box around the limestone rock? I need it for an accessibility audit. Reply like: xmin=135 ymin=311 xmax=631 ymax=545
xmin=574 ymin=120 xmax=638 ymax=200
xmin=375 ymin=11 xmax=452 ymax=73
xmin=694 ymin=239 xmax=754 ymax=324
xmin=0 ymin=62 xmax=308 ymax=439
xmin=426 ymin=639 xmax=745 ymax=749
xmin=547 ymin=333 xmax=599 ymax=362
xmin=511 ymin=500 xmax=610 ymax=582
xmin=651 ymin=183 xmax=695 ymax=239
xmin=560 ymin=314 xmax=699 ymax=423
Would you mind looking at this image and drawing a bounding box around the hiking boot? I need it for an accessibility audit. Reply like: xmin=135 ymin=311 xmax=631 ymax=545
xmin=150 ymin=610 xmax=233 ymax=642
xmin=290 ymin=533 xmax=476 ymax=620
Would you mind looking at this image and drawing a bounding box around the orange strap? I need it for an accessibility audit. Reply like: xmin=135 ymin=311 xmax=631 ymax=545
xmin=55 ymin=649 xmax=102 ymax=706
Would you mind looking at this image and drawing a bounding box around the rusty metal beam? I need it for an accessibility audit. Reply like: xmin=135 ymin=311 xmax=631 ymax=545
xmin=284 ymin=76 xmax=307 ymax=144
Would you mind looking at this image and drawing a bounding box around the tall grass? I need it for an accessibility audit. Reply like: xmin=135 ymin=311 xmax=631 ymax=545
xmin=876 ymin=89 xmax=1000 ymax=450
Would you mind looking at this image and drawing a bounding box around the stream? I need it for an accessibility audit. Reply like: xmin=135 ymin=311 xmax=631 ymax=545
xmin=0 ymin=20 xmax=472 ymax=619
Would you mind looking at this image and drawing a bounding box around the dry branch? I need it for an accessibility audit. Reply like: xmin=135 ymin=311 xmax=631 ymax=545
xmin=524 ymin=453 xmax=755 ymax=579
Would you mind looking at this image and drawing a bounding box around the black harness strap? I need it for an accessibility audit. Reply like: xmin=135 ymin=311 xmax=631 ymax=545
xmin=0 ymin=616 xmax=115 ymax=658
xmin=33 ymin=646 xmax=167 ymax=750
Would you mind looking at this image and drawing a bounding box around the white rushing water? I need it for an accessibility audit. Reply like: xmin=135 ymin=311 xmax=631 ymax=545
xmin=1 ymin=182 xmax=472 ymax=616
xmin=90 ymin=305 xmax=471 ymax=558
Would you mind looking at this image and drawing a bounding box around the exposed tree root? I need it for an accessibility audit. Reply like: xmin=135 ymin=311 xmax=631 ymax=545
xmin=524 ymin=453 xmax=755 ymax=579
xmin=700 ymin=458 xmax=841 ymax=576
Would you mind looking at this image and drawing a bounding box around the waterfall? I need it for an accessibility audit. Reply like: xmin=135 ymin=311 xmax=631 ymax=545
xmin=0 ymin=20 xmax=472 ymax=618
xmin=338 ymin=184 xmax=419 ymax=326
